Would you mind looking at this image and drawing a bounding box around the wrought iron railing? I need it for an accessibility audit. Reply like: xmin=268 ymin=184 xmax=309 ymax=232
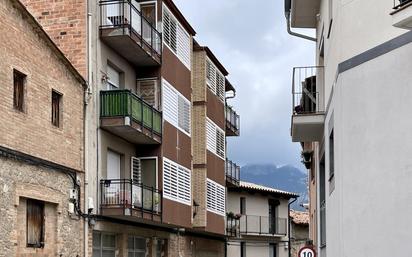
xmin=394 ymin=0 xmax=412 ymax=9
xmin=292 ymin=66 xmax=324 ymax=115
xmin=239 ymin=215 xmax=287 ymax=236
xmin=100 ymin=179 xmax=162 ymax=214
xmin=226 ymin=159 xmax=240 ymax=185
xmin=100 ymin=90 xmax=162 ymax=136
xmin=99 ymin=0 xmax=162 ymax=56
xmin=226 ymin=105 xmax=240 ymax=134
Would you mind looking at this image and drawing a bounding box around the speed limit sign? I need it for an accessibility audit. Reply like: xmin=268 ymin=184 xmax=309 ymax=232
xmin=298 ymin=246 xmax=316 ymax=257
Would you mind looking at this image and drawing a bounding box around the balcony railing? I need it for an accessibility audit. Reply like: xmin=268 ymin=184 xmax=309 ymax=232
xmin=239 ymin=215 xmax=287 ymax=236
xmin=394 ymin=0 xmax=412 ymax=9
xmin=100 ymin=90 xmax=162 ymax=136
xmin=226 ymin=159 xmax=240 ymax=186
xmin=292 ymin=66 xmax=324 ymax=115
xmin=226 ymin=105 xmax=240 ymax=136
xmin=100 ymin=179 xmax=162 ymax=216
xmin=226 ymin=216 xmax=240 ymax=237
xmin=99 ymin=0 xmax=162 ymax=60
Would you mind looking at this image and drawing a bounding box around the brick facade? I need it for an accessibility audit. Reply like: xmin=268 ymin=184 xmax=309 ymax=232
xmin=0 ymin=0 xmax=85 ymax=172
xmin=21 ymin=0 xmax=87 ymax=78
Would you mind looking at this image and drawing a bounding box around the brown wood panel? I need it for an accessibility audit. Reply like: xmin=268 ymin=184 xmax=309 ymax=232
xmin=206 ymin=211 xmax=225 ymax=235
xmin=207 ymin=151 xmax=225 ymax=185
xmin=162 ymin=122 xmax=192 ymax=169
xmin=162 ymin=198 xmax=192 ymax=228
xmin=161 ymin=47 xmax=191 ymax=100
xmin=206 ymin=90 xmax=225 ymax=129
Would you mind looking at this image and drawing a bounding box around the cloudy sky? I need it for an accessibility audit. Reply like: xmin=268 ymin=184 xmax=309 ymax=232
xmin=174 ymin=0 xmax=315 ymax=169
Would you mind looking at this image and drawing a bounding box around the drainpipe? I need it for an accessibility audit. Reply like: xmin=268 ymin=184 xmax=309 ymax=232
xmin=288 ymin=197 xmax=298 ymax=257
xmin=284 ymin=0 xmax=316 ymax=42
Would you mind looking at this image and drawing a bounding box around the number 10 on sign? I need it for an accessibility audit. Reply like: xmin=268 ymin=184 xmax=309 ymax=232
xmin=298 ymin=247 xmax=316 ymax=257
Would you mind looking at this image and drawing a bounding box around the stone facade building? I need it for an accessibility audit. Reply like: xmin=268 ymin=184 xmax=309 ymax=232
xmin=0 ymin=0 xmax=86 ymax=256
xmin=290 ymin=210 xmax=310 ymax=257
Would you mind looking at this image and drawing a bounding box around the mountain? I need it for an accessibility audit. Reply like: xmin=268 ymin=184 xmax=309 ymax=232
xmin=240 ymin=164 xmax=308 ymax=211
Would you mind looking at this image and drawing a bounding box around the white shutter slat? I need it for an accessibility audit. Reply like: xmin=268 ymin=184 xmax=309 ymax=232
xmin=162 ymin=80 xmax=179 ymax=128
xmin=131 ymin=157 xmax=141 ymax=183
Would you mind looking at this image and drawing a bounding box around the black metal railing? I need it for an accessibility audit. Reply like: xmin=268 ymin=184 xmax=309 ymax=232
xmin=100 ymin=179 xmax=162 ymax=214
xmin=394 ymin=0 xmax=412 ymax=9
xmin=226 ymin=216 xmax=240 ymax=237
xmin=226 ymin=159 xmax=240 ymax=185
xmin=100 ymin=90 xmax=162 ymax=136
xmin=226 ymin=105 xmax=240 ymax=134
xmin=239 ymin=215 xmax=287 ymax=236
xmin=99 ymin=0 xmax=162 ymax=56
xmin=292 ymin=66 xmax=324 ymax=115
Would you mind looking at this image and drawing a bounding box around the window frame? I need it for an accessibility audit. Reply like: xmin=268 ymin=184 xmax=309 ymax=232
xmin=13 ymin=69 xmax=26 ymax=112
xmin=51 ymin=90 xmax=62 ymax=127
xmin=92 ymin=232 xmax=116 ymax=257
xmin=127 ymin=236 xmax=146 ymax=257
xmin=240 ymin=197 xmax=246 ymax=215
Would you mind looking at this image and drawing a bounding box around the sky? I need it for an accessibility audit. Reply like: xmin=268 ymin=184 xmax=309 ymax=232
xmin=173 ymin=0 xmax=315 ymax=169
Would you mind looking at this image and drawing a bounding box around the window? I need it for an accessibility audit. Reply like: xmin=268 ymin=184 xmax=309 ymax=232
xmin=128 ymin=236 xmax=146 ymax=257
xmin=92 ymin=232 xmax=116 ymax=257
xmin=327 ymin=0 xmax=333 ymax=38
xmin=240 ymin=242 xmax=246 ymax=257
xmin=206 ymin=58 xmax=225 ymax=102
xmin=319 ymin=156 xmax=326 ymax=247
xmin=206 ymin=118 xmax=225 ymax=159
xmin=107 ymin=150 xmax=121 ymax=180
xmin=27 ymin=199 xmax=44 ymax=248
xmin=107 ymin=64 xmax=120 ymax=90
xmin=51 ymin=90 xmax=62 ymax=127
xmin=206 ymin=179 xmax=225 ymax=216
xmin=240 ymin=197 xmax=246 ymax=215
xmin=163 ymin=4 xmax=191 ymax=69
xmin=163 ymin=158 xmax=191 ymax=205
xmin=269 ymin=243 xmax=277 ymax=257
xmin=162 ymin=79 xmax=191 ymax=135
xmin=155 ymin=239 xmax=167 ymax=257
xmin=13 ymin=69 xmax=26 ymax=111
xmin=329 ymin=129 xmax=335 ymax=193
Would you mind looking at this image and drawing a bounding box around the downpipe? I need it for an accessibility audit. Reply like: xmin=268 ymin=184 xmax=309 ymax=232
xmin=288 ymin=197 xmax=298 ymax=257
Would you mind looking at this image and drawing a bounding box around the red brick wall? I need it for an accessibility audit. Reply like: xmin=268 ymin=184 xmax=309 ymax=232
xmin=21 ymin=0 xmax=87 ymax=78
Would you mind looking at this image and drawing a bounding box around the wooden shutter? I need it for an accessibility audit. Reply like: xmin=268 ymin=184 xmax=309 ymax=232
xmin=131 ymin=157 xmax=141 ymax=183
xmin=138 ymin=79 xmax=159 ymax=109
xmin=27 ymin=199 xmax=44 ymax=247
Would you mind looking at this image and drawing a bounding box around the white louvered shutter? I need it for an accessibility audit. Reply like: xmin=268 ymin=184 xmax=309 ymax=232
xmin=216 ymin=72 xmax=225 ymax=102
xmin=178 ymin=96 xmax=191 ymax=135
xmin=207 ymin=179 xmax=225 ymax=216
xmin=131 ymin=157 xmax=141 ymax=183
xmin=216 ymin=128 xmax=225 ymax=159
xmin=206 ymin=119 xmax=217 ymax=154
xmin=206 ymin=59 xmax=216 ymax=94
xmin=162 ymin=80 xmax=179 ymax=128
xmin=163 ymin=158 xmax=191 ymax=205
xmin=163 ymin=7 xmax=177 ymax=52
xmin=177 ymin=23 xmax=191 ymax=69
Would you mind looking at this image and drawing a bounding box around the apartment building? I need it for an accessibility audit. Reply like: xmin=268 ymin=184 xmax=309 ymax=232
xmin=226 ymin=181 xmax=298 ymax=257
xmin=20 ymin=0 xmax=242 ymax=256
xmin=285 ymin=0 xmax=412 ymax=256
xmin=0 ymin=0 xmax=86 ymax=255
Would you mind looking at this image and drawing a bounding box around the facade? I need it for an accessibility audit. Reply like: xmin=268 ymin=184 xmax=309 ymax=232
xmin=20 ymin=0 xmax=241 ymax=256
xmin=226 ymin=181 xmax=298 ymax=257
xmin=286 ymin=0 xmax=412 ymax=257
xmin=289 ymin=210 xmax=309 ymax=257
xmin=0 ymin=0 xmax=86 ymax=256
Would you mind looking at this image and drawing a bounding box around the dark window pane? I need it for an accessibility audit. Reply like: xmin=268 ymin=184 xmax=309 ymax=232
xmin=13 ymin=69 xmax=25 ymax=111
xmin=51 ymin=91 xmax=62 ymax=127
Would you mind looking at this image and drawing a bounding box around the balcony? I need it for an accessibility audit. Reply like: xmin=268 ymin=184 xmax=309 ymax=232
xmin=226 ymin=159 xmax=240 ymax=187
xmin=391 ymin=0 xmax=412 ymax=29
xmin=291 ymin=66 xmax=325 ymax=142
xmin=227 ymin=215 xmax=287 ymax=237
xmin=226 ymin=105 xmax=240 ymax=136
xmin=287 ymin=0 xmax=321 ymax=28
xmin=99 ymin=0 xmax=162 ymax=66
xmin=100 ymin=179 xmax=162 ymax=222
xmin=100 ymin=90 xmax=162 ymax=144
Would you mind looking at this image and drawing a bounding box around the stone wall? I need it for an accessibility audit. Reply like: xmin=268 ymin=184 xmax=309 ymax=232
xmin=0 ymin=156 xmax=84 ymax=257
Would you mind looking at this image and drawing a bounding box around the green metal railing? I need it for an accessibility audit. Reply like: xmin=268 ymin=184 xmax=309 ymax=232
xmin=100 ymin=90 xmax=162 ymax=136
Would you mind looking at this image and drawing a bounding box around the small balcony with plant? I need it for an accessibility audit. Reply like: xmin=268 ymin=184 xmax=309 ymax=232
xmin=291 ymin=66 xmax=325 ymax=143
xmin=99 ymin=0 xmax=162 ymax=66
xmin=100 ymin=89 xmax=162 ymax=144
xmin=391 ymin=0 xmax=412 ymax=29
